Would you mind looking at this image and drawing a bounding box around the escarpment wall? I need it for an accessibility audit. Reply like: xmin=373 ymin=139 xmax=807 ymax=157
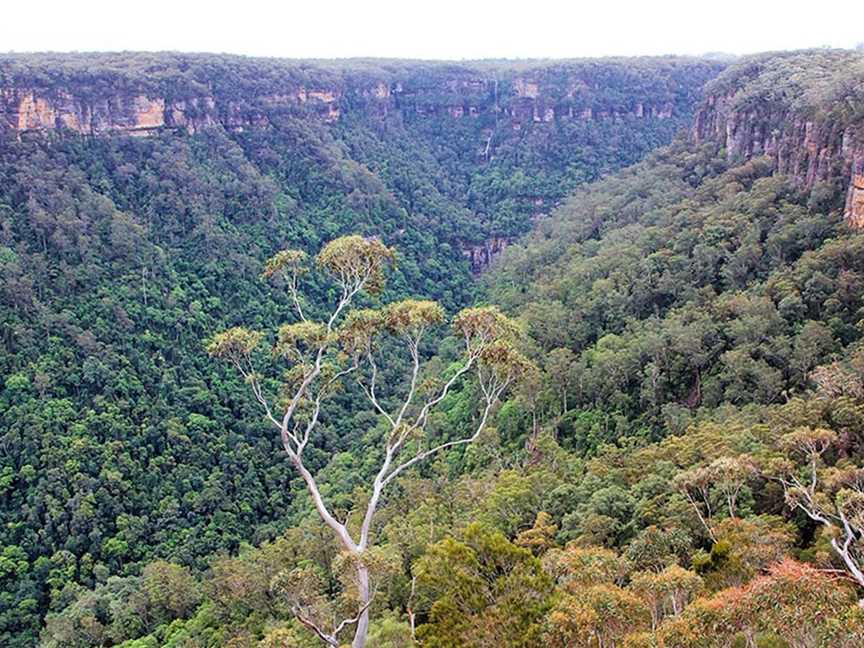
xmin=0 ymin=79 xmax=677 ymax=139
xmin=692 ymin=91 xmax=864 ymax=226
xmin=0 ymin=54 xmax=724 ymax=273
xmin=0 ymin=85 xmax=342 ymax=137
xmin=0 ymin=58 xmax=721 ymax=140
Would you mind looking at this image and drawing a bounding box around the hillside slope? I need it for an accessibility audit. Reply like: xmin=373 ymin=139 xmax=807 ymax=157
xmin=490 ymin=48 xmax=864 ymax=439
xmin=0 ymin=53 xmax=722 ymax=267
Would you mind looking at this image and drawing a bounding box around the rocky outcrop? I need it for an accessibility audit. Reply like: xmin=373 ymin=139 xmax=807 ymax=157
xmin=463 ymin=236 xmax=511 ymax=272
xmin=2 ymin=88 xmax=169 ymax=135
xmin=692 ymin=92 xmax=864 ymax=227
xmin=847 ymin=174 xmax=864 ymax=227
xmin=398 ymin=74 xmax=677 ymax=127
xmin=505 ymin=76 xmax=675 ymax=126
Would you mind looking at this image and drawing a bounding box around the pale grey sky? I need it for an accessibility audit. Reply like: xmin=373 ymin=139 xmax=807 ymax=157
xmin=2 ymin=0 xmax=861 ymax=59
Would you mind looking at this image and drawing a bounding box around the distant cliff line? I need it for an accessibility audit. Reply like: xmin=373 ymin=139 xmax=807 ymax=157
xmin=0 ymin=53 xmax=723 ymax=139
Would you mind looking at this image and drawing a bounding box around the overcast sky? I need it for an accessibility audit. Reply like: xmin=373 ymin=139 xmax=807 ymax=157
xmin=2 ymin=0 xmax=861 ymax=60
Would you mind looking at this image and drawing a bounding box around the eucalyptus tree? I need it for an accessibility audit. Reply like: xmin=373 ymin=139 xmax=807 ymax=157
xmin=208 ymin=235 xmax=529 ymax=648
xmin=772 ymin=427 xmax=864 ymax=593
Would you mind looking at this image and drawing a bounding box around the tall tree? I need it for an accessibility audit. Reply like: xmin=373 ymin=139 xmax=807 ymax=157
xmin=208 ymin=235 xmax=529 ymax=648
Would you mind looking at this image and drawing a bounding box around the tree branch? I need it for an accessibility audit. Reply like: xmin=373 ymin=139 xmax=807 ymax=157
xmin=394 ymin=335 xmax=422 ymax=428
xmin=401 ymin=357 xmax=476 ymax=450
xmin=292 ymin=595 xmax=375 ymax=648
xmin=288 ymin=272 xmax=308 ymax=323
xmin=333 ymin=596 xmax=376 ymax=638
xmin=382 ymin=379 xmax=502 ymax=488
xmin=294 ymin=612 xmax=340 ymax=647
xmin=293 ymin=457 xmax=356 ymax=551
xmin=299 ymin=362 xmax=358 ymax=452
xmin=360 ymin=346 xmax=396 ymax=428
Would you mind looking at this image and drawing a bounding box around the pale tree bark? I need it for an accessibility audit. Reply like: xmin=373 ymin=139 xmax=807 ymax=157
xmin=407 ymin=575 xmax=418 ymax=641
xmin=344 ymin=357 xmax=508 ymax=647
xmin=786 ymin=487 xmax=864 ymax=590
xmin=353 ymin=564 xmax=371 ymax=647
xmin=776 ymin=449 xmax=864 ymax=593
xmin=270 ymin=338 xmax=507 ymax=648
xmin=673 ymin=467 xmax=717 ymax=543
xmin=217 ymin=249 xmax=522 ymax=648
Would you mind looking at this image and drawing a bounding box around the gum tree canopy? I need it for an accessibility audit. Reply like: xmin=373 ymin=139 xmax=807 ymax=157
xmin=208 ymin=235 xmax=529 ymax=648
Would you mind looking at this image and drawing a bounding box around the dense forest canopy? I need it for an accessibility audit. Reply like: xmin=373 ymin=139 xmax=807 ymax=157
xmin=0 ymin=51 xmax=721 ymax=94
xmin=0 ymin=52 xmax=723 ymax=252
xmin=0 ymin=51 xmax=722 ymax=646
xmin=701 ymin=49 xmax=864 ymax=122
xmin=2 ymin=48 xmax=864 ymax=648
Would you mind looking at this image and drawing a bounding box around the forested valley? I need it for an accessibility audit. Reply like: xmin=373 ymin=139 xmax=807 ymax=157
xmin=2 ymin=49 xmax=864 ymax=648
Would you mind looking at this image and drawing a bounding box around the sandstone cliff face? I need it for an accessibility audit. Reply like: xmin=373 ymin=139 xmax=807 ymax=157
xmin=0 ymin=55 xmax=722 ymax=274
xmin=0 ymin=69 xmax=689 ymax=141
xmin=848 ymin=174 xmax=864 ymax=227
xmin=390 ymin=70 xmax=678 ymax=128
xmin=692 ymin=91 xmax=864 ymax=226
xmin=503 ymin=76 xmax=674 ymax=126
xmin=2 ymin=88 xmax=165 ymax=135
xmin=0 ymin=84 xmax=343 ymax=138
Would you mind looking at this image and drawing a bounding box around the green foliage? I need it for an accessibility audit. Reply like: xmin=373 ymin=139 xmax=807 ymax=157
xmin=206 ymin=327 xmax=264 ymax=362
xmin=489 ymin=118 xmax=861 ymax=440
xmin=414 ymin=523 xmax=553 ymax=648
xmin=0 ymin=51 xmax=716 ymax=645
xmin=704 ymin=49 xmax=864 ymax=125
xmin=6 ymin=48 xmax=864 ymax=648
xmin=261 ymin=249 xmax=308 ymax=280
xmin=315 ymin=235 xmax=395 ymax=294
xmin=383 ymin=299 xmax=445 ymax=334
xmin=366 ymin=612 xmax=414 ymax=648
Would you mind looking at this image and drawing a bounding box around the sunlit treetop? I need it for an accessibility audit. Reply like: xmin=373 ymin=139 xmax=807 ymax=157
xmin=337 ymin=308 xmax=386 ymax=355
xmin=315 ymin=235 xmax=396 ymax=294
xmin=780 ymin=427 xmax=837 ymax=458
xmin=261 ymin=249 xmax=308 ymax=280
xmin=452 ymin=305 xmax=521 ymax=349
xmin=275 ymin=321 xmax=332 ymax=360
xmin=383 ymin=299 xmax=445 ymax=335
xmin=478 ymin=339 xmax=533 ymax=377
xmin=205 ymin=326 xmax=263 ymax=365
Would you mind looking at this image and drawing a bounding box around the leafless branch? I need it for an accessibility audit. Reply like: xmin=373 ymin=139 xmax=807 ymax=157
xmin=292 ymin=594 xmax=374 ymax=648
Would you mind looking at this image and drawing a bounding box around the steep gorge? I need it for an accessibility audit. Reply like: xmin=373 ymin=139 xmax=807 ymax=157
xmin=0 ymin=54 xmax=723 ymax=269
xmin=1 ymin=56 xmax=708 ymax=138
xmin=489 ymin=48 xmax=864 ymax=424
xmin=5 ymin=48 xmax=864 ymax=648
xmin=0 ymin=53 xmax=727 ymax=646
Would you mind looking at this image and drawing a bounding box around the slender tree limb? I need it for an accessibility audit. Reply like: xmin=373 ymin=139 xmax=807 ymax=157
xmin=382 ymin=380 xmax=503 ymax=488
xmin=294 ymin=612 xmax=340 ymax=647
xmin=288 ymin=272 xmax=308 ymax=323
xmin=333 ymin=595 xmax=375 ymax=637
xmin=394 ymin=335 xmax=422 ymax=428
xmin=361 ymin=347 xmax=396 ymax=428
xmin=293 ymin=457 xmax=356 ymax=551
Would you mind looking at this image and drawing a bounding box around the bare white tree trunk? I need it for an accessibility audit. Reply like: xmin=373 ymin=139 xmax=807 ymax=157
xmin=352 ymin=564 xmax=371 ymax=648
xmin=775 ymin=434 xmax=864 ymax=597
xmin=407 ymin=575 xmax=418 ymax=641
